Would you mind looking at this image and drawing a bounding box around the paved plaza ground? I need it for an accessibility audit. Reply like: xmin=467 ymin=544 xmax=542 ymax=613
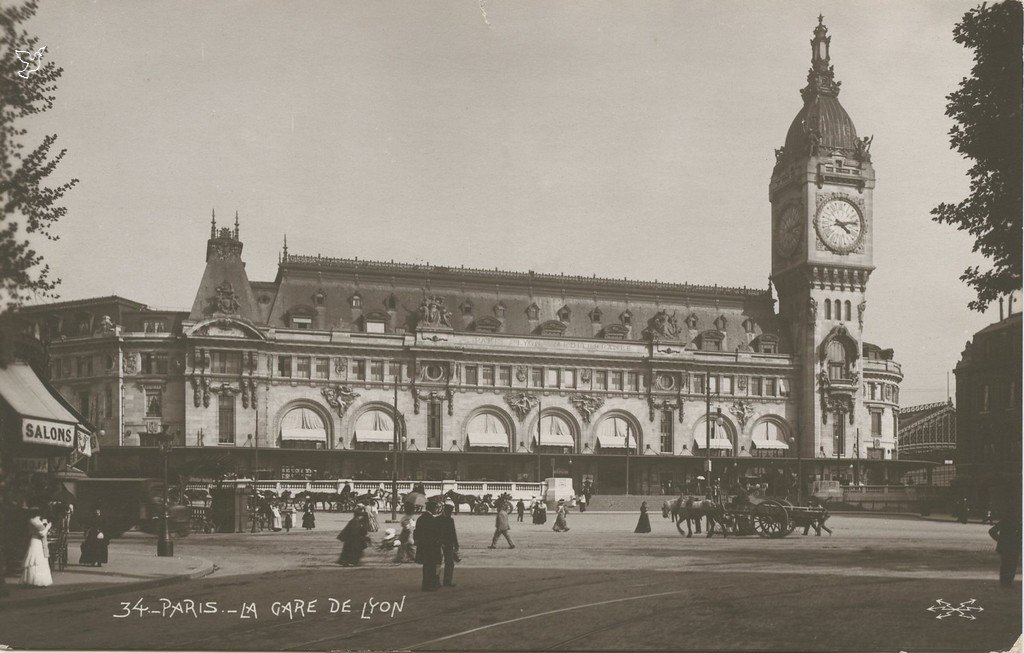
xmin=0 ymin=511 xmax=1019 ymax=651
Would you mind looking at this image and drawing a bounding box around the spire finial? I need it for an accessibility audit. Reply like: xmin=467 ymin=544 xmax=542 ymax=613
xmin=818 ymin=13 xmax=824 ymax=26
xmin=234 ymin=210 xmax=240 ymax=239
xmin=283 ymin=234 xmax=288 ymax=259
xmin=210 ymin=208 xmax=217 ymax=238
xmin=801 ymin=15 xmax=840 ymax=101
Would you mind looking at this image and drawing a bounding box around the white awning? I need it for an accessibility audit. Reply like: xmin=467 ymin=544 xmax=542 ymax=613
xmin=597 ymin=435 xmax=636 ymax=449
xmin=535 ymin=432 xmax=575 ymax=448
xmin=753 ymin=439 xmax=789 ymax=450
xmin=280 ymin=407 xmax=327 ymax=442
xmin=355 ymin=430 xmax=395 ymax=443
xmin=696 ymin=438 xmax=734 ymax=450
xmin=0 ymin=361 xmax=83 ymax=450
xmin=467 ymin=432 xmax=509 ymax=448
xmin=281 ymin=428 xmax=327 ymax=442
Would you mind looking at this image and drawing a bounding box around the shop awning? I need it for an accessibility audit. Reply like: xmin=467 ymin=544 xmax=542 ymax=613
xmin=752 ymin=439 xmax=789 ymax=450
xmin=597 ymin=435 xmax=636 ymax=449
xmin=281 ymin=428 xmax=327 ymax=442
xmin=695 ymin=438 xmax=734 ymax=450
xmin=467 ymin=432 xmax=510 ymax=448
xmin=535 ymin=432 xmax=575 ymax=448
xmin=355 ymin=430 xmax=395 ymax=444
xmin=0 ymin=361 xmax=83 ymax=450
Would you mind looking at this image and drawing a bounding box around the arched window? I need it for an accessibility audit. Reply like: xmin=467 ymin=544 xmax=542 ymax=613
xmin=844 ymin=301 xmax=852 ymax=322
xmin=826 ymin=340 xmax=848 ymax=380
xmin=280 ymin=406 xmax=327 ymax=449
xmin=596 ymin=415 xmax=636 ymax=452
xmin=465 ymin=412 xmax=510 ymax=449
xmin=752 ymin=419 xmax=789 ymax=452
xmin=535 ymin=414 xmax=574 ymax=450
xmin=825 ymin=299 xmax=832 ymax=320
xmin=354 ymin=409 xmax=394 ymax=447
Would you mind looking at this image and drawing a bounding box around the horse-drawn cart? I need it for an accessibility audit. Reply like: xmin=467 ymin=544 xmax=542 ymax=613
xmin=667 ymin=495 xmax=830 ymax=538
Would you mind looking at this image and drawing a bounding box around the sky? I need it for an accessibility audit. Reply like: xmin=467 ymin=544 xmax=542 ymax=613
xmin=21 ymin=0 xmax=998 ymax=406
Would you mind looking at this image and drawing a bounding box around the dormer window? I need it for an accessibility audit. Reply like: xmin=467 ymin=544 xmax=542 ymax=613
xmin=384 ymin=294 xmax=398 ymax=310
xmin=526 ymin=303 xmax=540 ymax=320
xmin=493 ymin=302 xmax=506 ymax=318
xmin=752 ymin=334 xmax=779 ymax=354
xmin=363 ymin=311 xmax=388 ymax=334
xmin=539 ymin=320 xmax=567 ymax=337
xmin=557 ymin=305 xmax=571 ymax=323
xmin=459 ymin=299 xmax=474 ymax=316
xmin=589 ymin=307 xmax=603 ymax=323
xmin=713 ymin=315 xmax=727 ymax=331
xmin=474 ymin=316 xmax=501 ymax=333
xmin=291 ymin=316 xmax=312 ymax=330
xmin=349 ymin=293 xmax=362 ymax=309
xmin=699 ymin=330 xmax=724 ymax=352
xmin=620 ymin=310 xmax=632 ymax=326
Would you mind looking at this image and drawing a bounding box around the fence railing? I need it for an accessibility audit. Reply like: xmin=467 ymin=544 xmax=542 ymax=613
xmin=186 ymin=479 xmax=547 ymax=500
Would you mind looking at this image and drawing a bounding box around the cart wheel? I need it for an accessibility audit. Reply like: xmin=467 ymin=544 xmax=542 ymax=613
xmin=753 ymin=500 xmax=790 ymax=538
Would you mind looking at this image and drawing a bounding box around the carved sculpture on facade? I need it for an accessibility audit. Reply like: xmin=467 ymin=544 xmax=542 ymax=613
xmin=647 ymin=396 xmax=684 ymax=423
xmin=417 ymin=296 xmax=452 ymax=329
xmin=569 ymin=394 xmax=604 ymax=423
xmin=123 ymin=352 xmax=138 ymax=374
xmin=737 ymin=375 xmax=748 ymax=391
xmin=412 ymin=387 xmax=454 ymax=416
xmin=322 ymin=386 xmax=360 ymax=417
xmin=857 ymin=300 xmax=866 ymax=328
xmin=334 ymin=357 xmax=347 ymax=375
xmin=807 ymin=297 xmax=818 ymax=324
xmin=684 ymin=313 xmax=699 ymax=330
xmin=504 ymin=392 xmax=539 ymax=421
xmin=643 ymin=310 xmax=681 ymax=340
xmin=97 ymin=315 xmax=116 ymax=335
xmin=580 ymin=369 xmax=593 ymax=384
xmin=515 ymin=365 xmax=528 ymax=382
xmin=212 ymin=281 xmax=240 ymax=315
xmin=730 ymin=401 xmax=755 ymax=429
xmin=854 ymin=135 xmax=873 ymax=162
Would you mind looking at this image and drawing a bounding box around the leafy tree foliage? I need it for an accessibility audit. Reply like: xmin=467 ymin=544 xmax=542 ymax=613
xmin=932 ymin=0 xmax=1022 ymax=312
xmin=0 ymin=0 xmax=77 ymax=311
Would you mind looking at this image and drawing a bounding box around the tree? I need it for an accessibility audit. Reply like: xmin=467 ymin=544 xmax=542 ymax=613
xmin=932 ymin=0 xmax=1022 ymax=312
xmin=0 ymin=0 xmax=77 ymax=312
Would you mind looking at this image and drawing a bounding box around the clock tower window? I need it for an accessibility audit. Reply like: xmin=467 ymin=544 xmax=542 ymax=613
xmin=826 ymin=340 xmax=849 ymax=381
xmin=825 ymin=299 xmax=832 ymax=320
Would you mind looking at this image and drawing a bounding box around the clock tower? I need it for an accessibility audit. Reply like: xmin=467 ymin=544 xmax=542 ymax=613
xmin=770 ymin=17 xmax=876 ymax=462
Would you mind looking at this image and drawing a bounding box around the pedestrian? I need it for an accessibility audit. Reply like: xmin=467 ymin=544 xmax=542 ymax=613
xmin=270 ymin=503 xmax=283 ymax=531
xmin=578 ymin=493 xmax=587 ymax=513
xmin=634 ymin=501 xmax=652 ymax=533
xmin=282 ymin=507 xmax=294 ymax=533
xmin=957 ymin=497 xmax=970 ymax=524
xmin=516 ymin=499 xmax=525 ymax=522
xmin=552 ymin=499 xmax=570 ymax=532
xmin=336 ymin=507 xmax=370 ymax=566
xmin=437 ymin=500 xmax=460 ymax=587
xmin=302 ymin=499 xmax=316 ymax=530
xmin=79 ymin=508 xmax=109 ymax=567
xmin=414 ymin=499 xmax=442 ymax=591
xmin=365 ymin=499 xmax=380 ymax=532
xmin=489 ymin=500 xmax=516 ymax=549
xmin=21 ymin=512 xmax=52 ymax=588
xmin=989 ymin=515 xmax=1021 ymax=588
xmin=395 ymin=511 xmax=417 ymax=563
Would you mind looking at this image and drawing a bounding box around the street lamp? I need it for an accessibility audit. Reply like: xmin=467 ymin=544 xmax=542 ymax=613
xmin=156 ymin=429 xmax=175 ymax=557
xmin=789 ymin=434 xmax=803 ymax=504
xmin=703 ymin=377 xmax=724 ymax=498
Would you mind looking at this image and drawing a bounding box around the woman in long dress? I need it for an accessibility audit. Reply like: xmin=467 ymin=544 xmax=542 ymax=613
xmin=302 ymin=500 xmax=316 ymax=530
xmin=270 ymin=504 xmax=283 ymax=532
xmin=634 ymin=501 xmax=652 ymax=533
xmin=552 ymin=500 xmax=570 ymax=532
xmin=337 ymin=509 xmax=370 ymax=567
xmin=365 ymin=500 xmax=380 ymax=532
xmin=79 ymin=509 xmax=109 ymax=567
xmin=22 ymin=514 xmax=53 ymax=588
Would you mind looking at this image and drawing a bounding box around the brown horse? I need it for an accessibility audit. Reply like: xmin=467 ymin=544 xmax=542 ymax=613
xmin=666 ymin=495 xmax=723 ymax=537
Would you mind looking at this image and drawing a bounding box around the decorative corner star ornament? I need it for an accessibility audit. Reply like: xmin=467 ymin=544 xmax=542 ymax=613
xmin=15 ymin=45 xmax=47 ymax=79
xmin=926 ymin=598 xmax=983 ymax=620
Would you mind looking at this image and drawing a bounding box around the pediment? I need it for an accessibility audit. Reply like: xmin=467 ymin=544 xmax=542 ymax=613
xmin=185 ymin=316 xmax=266 ymax=340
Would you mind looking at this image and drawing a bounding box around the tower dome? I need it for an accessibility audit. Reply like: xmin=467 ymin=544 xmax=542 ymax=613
xmin=778 ymin=16 xmax=867 ymax=161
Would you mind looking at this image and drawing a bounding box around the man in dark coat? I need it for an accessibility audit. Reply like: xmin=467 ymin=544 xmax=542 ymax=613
xmin=414 ymin=499 xmax=442 ymax=591
xmin=990 ymin=515 xmax=1022 ymax=587
xmin=437 ymin=500 xmax=460 ymax=587
xmin=516 ymin=499 xmax=525 ymax=522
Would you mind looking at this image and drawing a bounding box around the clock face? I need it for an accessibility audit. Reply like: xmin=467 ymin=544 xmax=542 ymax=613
xmin=815 ymin=198 xmax=864 ymax=253
xmin=775 ymin=205 xmax=802 ymax=257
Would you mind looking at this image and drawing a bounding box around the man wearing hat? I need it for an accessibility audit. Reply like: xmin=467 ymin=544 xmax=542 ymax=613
xmin=437 ymin=500 xmax=460 ymax=587
xmin=414 ymin=499 xmax=442 ymax=591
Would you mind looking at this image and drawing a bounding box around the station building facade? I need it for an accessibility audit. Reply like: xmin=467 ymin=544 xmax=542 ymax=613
xmin=16 ymin=19 xmax=908 ymax=492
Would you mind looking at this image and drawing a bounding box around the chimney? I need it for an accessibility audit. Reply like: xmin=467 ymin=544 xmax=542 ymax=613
xmin=1000 ymin=297 xmax=1005 ymax=320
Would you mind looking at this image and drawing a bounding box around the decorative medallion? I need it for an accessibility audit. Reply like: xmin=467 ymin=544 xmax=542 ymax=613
xmin=122 ymin=353 xmax=138 ymax=375
xmin=569 ymin=394 xmax=604 ymax=423
xmin=334 ymin=357 xmax=347 ymax=374
xmin=737 ymin=376 xmax=748 ymax=392
xmin=321 ymin=386 xmax=360 ymax=417
xmin=515 ymin=365 xmax=528 ymax=382
xmin=580 ymin=369 xmax=593 ymax=384
xmin=504 ymin=392 xmax=539 ymax=421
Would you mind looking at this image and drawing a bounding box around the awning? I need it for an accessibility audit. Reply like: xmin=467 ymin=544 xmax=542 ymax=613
xmin=535 ymin=432 xmax=575 ymax=448
xmin=753 ymin=439 xmax=789 ymax=450
xmin=0 ymin=361 xmax=82 ymax=450
xmin=597 ymin=435 xmax=636 ymax=449
xmin=281 ymin=428 xmax=327 ymax=442
xmin=467 ymin=432 xmax=509 ymax=448
xmin=355 ymin=430 xmax=395 ymax=443
xmin=695 ymin=438 xmax=734 ymax=450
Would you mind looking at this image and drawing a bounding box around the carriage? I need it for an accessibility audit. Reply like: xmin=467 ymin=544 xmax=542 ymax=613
xmin=668 ymin=494 xmax=830 ymax=538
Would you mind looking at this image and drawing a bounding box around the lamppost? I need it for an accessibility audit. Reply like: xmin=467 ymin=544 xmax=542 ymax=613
xmin=703 ymin=378 xmax=724 ymax=498
xmin=156 ymin=429 xmax=174 ymax=557
xmin=625 ymin=422 xmax=633 ymax=495
xmin=789 ymin=433 xmax=803 ymax=504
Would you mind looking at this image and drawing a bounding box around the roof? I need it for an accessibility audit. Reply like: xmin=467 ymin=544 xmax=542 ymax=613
xmin=784 ymin=95 xmax=859 ymax=155
xmin=975 ymin=312 xmax=1022 ymax=337
xmin=899 ymin=401 xmax=954 ymax=430
xmin=0 ymin=361 xmax=82 ymax=425
xmin=19 ymin=296 xmax=147 ymax=313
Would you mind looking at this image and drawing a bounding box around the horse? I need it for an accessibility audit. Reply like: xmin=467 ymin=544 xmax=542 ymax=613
xmin=442 ymin=490 xmax=480 ymax=513
xmin=668 ymin=495 xmax=723 ymax=538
